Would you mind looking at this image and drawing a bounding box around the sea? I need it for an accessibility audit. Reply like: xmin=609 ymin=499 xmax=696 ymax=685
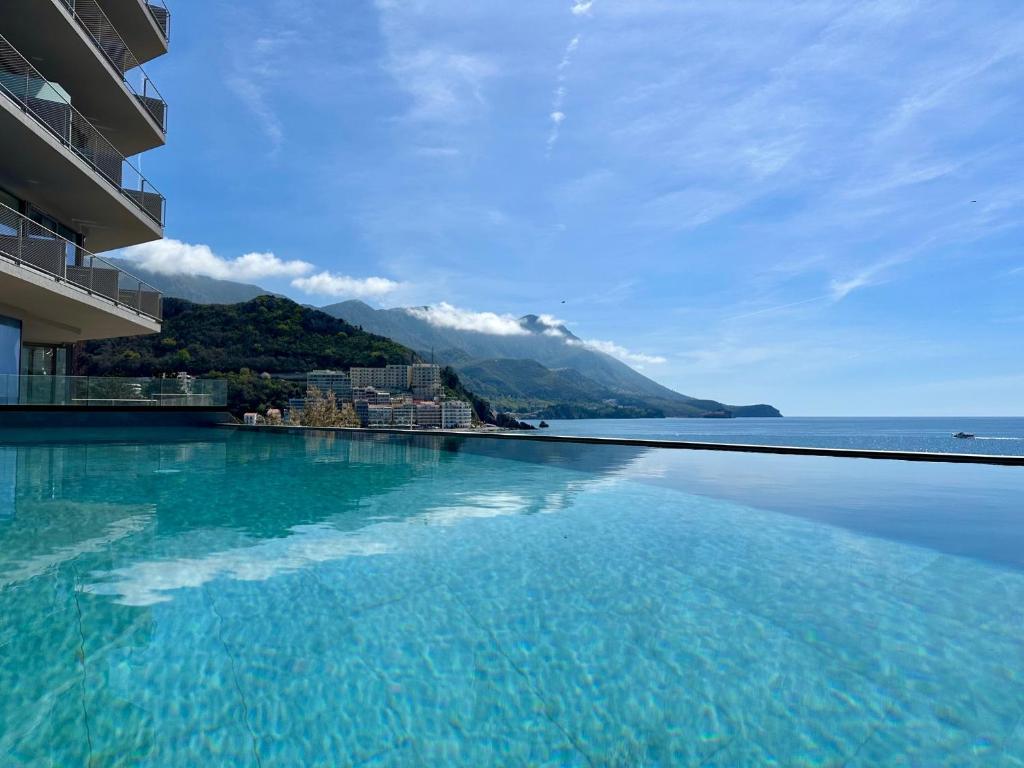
xmin=524 ymin=416 xmax=1024 ymax=457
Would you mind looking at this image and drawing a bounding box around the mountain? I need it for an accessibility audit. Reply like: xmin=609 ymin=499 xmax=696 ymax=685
xmin=76 ymin=296 xmax=496 ymax=420
xmin=109 ymin=258 xmax=280 ymax=304
xmin=324 ymin=301 xmax=781 ymax=419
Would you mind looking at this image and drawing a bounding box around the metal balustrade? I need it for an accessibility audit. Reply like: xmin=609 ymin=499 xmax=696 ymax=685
xmin=59 ymin=0 xmax=168 ymax=131
xmin=146 ymin=0 xmax=170 ymax=41
xmin=0 ymin=202 xmax=163 ymax=321
xmin=0 ymin=375 xmax=227 ymax=407
xmin=0 ymin=34 xmax=165 ymax=227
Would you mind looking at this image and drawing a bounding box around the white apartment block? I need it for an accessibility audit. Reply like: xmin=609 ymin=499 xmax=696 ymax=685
xmin=307 ymin=370 xmax=352 ymax=403
xmin=352 ymin=387 xmax=391 ymax=405
xmin=350 ymin=364 xmax=411 ymax=392
xmin=409 ymin=363 xmax=442 ymax=399
xmin=415 ymin=403 xmax=441 ymax=428
xmin=349 ymin=364 xmax=442 ymax=399
xmin=441 ymin=400 xmax=473 ymax=429
xmin=392 ymin=402 xmax=415 ymax=427
xmin=366 ymin=404 xmax=393 ymax=427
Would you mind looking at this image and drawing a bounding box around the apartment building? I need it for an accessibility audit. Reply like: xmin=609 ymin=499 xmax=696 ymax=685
xmin=352 ymin=387 xmax=391 ymax=406
xmin=410 ymin=363 xmax=442 ymax=399
xmin=415 ymin=402 xmax=441 ymax=428
xmin=442 ymin=400 xmax=473 ymax=429
xmin=350 ymin=364 xmax=410 ymax=392
xmin=0 ymin=0 xmax=170 ymax=400
xmin=307 ymin=370 xmax=352 ymax=403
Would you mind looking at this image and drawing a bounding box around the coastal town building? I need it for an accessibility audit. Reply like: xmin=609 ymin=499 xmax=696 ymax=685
xmin=299 ymin=365 xmax=470 ymax=428
xmin=415 ymin=402 xmax=442 ymax=428
xmin=307 ymin=370 xmax=352 ymax=403
xmin=442 ymin=400 xmax=473 ymax=429
xmin=409 ymin=363 xmax=442 ymax=399
xmin=0 ymin=2 xmax=170 ymax=401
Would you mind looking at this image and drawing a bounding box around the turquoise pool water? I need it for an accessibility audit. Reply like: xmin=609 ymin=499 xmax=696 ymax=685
xmin=2 ymin=428 xmax=1024 ymax=766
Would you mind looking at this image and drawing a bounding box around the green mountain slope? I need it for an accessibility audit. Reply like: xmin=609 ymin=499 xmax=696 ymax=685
xmin=325 ymin=301 xmax=781 ymax=418
xmin=76 ymin=296 xmax=496 ymax=419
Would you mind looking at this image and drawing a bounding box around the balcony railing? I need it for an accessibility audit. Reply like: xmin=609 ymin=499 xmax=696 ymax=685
xmin=146 ymin=0 xmax=170 ymax=42
xmin=0 ymin=202 xmax=163 ymax=321
xmin=0 ymin=34 xmax=166 ymax=227
xmin=0 ymin=376 xmax=227 ymax=407
xmin=59 ymin=0 xmax=168 ymax=132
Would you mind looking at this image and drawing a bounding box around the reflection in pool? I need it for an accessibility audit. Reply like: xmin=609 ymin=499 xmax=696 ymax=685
xmin=1 ymin=428 xmax=1023 ymax=765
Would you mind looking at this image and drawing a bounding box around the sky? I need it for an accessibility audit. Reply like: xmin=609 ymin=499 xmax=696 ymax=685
xmin=125 ymin=0 xmax=1024 ymax=416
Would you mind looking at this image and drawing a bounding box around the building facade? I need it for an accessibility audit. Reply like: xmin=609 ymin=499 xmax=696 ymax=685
xmin=307 ymin=370 xmax=352 ymax=403
xmin=0 ymin=0 xmax=170 ymax=401
xmin=415 ymin=402 xmax=441 ymax=428
xmin=409 ymin=363 xmax=442 ymax=399
xmin=441 ymin=400 xmax=473 ymax=429
xmin=349 ymin=364 xmax=441 ymax=398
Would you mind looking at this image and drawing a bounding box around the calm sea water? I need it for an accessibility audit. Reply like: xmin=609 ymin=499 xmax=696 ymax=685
xmin=527 ymin=416 xmax=1024 ymax=456
xmin=1 ymin=428 xmax=1023 ymax=765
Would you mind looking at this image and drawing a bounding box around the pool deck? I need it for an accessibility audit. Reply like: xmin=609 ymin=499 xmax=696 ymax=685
xmin=218 ymin=424 xmax=1024 ymax=466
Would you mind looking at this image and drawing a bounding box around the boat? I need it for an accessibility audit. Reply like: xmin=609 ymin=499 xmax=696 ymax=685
xmin=538 ymin=421 xmax=550 ymax=429
xmin=952 ymin=432 xmax=976 ymax=440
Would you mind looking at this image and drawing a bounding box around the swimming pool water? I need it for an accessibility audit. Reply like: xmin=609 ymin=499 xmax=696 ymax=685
xmin=1 ymin=428 xmax=1023 ymax=766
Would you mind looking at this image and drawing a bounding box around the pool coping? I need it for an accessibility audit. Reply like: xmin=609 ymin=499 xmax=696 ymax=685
xmin=216 ymin=424 xmax=1024 ymax=466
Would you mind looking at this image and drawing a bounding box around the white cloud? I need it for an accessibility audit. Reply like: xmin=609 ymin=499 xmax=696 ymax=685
xmin=571 ymin=1 xmax=594 ymax=16
xmin=538 ymin=314 xmax=567 ymax=328
xmin=121 ymin=239 xmax=313 ymax=281
xmin=547 ymin=35 xmax=583 ymax=154
xmin=567 ymin=338 xmax=667 ymax=365
xmin=829 ymin=257 xmax=906 ymax=301
xmin=406 ymin=303 xmax=528 ymax=336
xmin=387 ymin=48 xmax=496 ymax=123
xmin=226 ymin=75 xmax=284 ymax=151
xmin=292 ymin=272 xmax=402 ymax=299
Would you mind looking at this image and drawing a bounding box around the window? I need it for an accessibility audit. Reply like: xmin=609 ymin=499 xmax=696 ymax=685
xmin=0 ymin=189 xmax=18 ymax=237
xmin=0 ymin=316 xmax=21 ymax=405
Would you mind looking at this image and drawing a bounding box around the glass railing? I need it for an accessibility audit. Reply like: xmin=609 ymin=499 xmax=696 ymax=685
xmin=0 ymin=33 xmax=165 ymax=227
xmin=58 ymin=0 xmax=167 ymax=132
xmin=0 ymin=202 xmax=163 ymax=321
xmin=0 ymin=376 xmax=227 ymax=407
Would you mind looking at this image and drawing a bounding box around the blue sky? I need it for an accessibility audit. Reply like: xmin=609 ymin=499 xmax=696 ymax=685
xmin=127 ymin=0 xmax=1024 ymax=416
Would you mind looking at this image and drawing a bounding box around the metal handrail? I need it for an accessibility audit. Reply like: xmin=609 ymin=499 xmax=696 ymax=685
xmin=145 ymin=0 xmax=170 ymax=41
xmin=0 ymin=202 xmax=163 ymax=321
xmin=0 ymin=34 xmax=165 ymax=227
xmin=58 ymin=0 xmax=168 ymax=132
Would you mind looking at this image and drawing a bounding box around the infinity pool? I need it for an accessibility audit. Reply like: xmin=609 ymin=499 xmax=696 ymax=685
xmin=1 ymin=428 xmax=1023 ymax=766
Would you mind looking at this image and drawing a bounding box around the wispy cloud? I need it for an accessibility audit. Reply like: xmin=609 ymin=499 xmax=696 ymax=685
xmin=292 ymin=273 xmax=402 ymax=299
xmin=406 ymin=303 xmax=529 ymax=336
xmin=386 ymin=49 xmax=496 ymax=123
xmin=225 ymin=30 xmax=302 ymax=153
xmin=121 ymin=239 xmax=312 ymax=281
xmin=571 ymin=1 xmax=594 ymax=17
xmin=829 ymin=257 xmax=907 ymax=301
xmin=567 ymin=338 xmax=666 ymax=365
xmin=547 ymin=32 xmax=583 ymax=154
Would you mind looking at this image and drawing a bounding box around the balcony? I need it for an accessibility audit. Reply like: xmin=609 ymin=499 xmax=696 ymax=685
xmin=0 ymin=376 xmax=227 ymax=407
xmin=0 ymin=202 xmax=162 ymax=342
xmin=0 ymin=33 xmax=164 ymax=250
xmin=93 ymin=0 xmax=169 ymax=65
xmin=0 ymin=0 xmax=167 ymax=155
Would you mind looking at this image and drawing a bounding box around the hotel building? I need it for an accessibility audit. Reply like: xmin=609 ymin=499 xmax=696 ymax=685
xmin=0 ymin=0 xmax=169 ymax=400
